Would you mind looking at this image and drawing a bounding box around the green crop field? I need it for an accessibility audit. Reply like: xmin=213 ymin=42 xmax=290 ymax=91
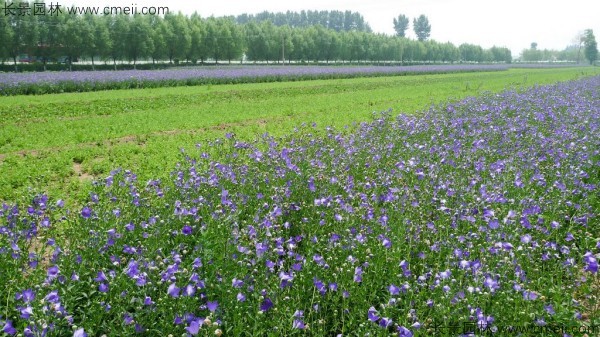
xmin=1 ymin=66 xmax=599 ymax=337
xmin=1 ymin=67 xmax=598 ymax=203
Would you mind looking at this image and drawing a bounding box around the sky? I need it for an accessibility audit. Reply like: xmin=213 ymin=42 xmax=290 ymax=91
xmin=72 ymin=0 xmax=600 ymax=56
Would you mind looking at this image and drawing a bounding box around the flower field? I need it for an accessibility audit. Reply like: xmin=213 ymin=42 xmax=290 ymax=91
xmin=1 ymin=75 xmax=599 ymax=336
xmin=0 ymin=64 xmax=508 ymax=96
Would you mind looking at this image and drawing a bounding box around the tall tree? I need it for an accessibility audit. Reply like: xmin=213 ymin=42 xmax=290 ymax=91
xmin=59 ymin=10 xmax=84 ymax=71
xmin=393 ymin=14 xmax=409 ymax=37
xmin=572 ymin=31 xmax=585 ymax=63
xmin=35 ymin=10 xmax=60 ymax=70
xmin=288 ymin=28 xmax=307 ymax=62
xmin=164 ymin=12 xmax=191 ymax=63
xmin=204 ymin=17 xmax=227 ymax=63
xmin=4 ymin=0 xmax=38 ymax=70
xmin=583 ymin=29 xmax=598 ymax=65
xmin=107 ymin=14 xmax=129 ymax=69
xmin=413 ymin=15 xmax=431 ymax=42
xmin=278 ymin=25 xmax=294 ymax=63
xmin=149 ymin=16 xmax=168 ymax=64
xmin=126 ymin=15 xmax=154 ymax=68
xmin=82 ymin=14 xmax=110 ymax=70
xmin=188 ymin=13 xmax=205 ymax=63
xmin=0 ymin=0 xmax=11 ymax=64
xmin=244 ymin=21 xmax=266 ymax=62
xmin=219 ymin=18 xmax=244 ymax=63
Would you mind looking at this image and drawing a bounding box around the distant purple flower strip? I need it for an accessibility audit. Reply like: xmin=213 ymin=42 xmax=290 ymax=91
xmin=0 ymin=65 xmax=507 ymax=88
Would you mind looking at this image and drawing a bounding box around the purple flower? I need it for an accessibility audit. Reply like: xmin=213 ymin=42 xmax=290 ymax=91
xmin=47 ymin=265 xmax=59 ymax=279
xmin=207 ymin=301 xmax=219 ymax=312
xmin=123 ymin=313 xmax=134 ymax=325
xmin=182 ymin=225 xmax=192 ymax=235
xmin=328 ymin=282 xmax=338 ymax=292
xmin=81 ymin=206 xmax=92 ymax=218
xmin=237 ymin=293 xmax=246 ymax=302
xmin=98 ymin=283 xmax=109 ymax=293
xmin=523 ymin=290 xmax=538 ymax=300
xmin=382 ymin=237 xmax=392 ymax=249
xmin=379 ymin=317 xmax=393 ymax=328
xmin=354 ymin=266 xmax=363 ymax=283
xmin=135 ymin=324 xmax=145 ymax=333
xmin=144 ymin=296 xmax=154 ymax=306
xmin=167 ymin=283 xmax=180 ymax=298
xmin=260 ymin=298 xmax=273 ymax=312
xmin=397 ymin=326 xmax=413 ymax=337
xmin=20 ymin=289 xmax=35 ymax=303
xmin=20 ymin=306 xmax=33 ymax=319
xmin=255 ymin=242 xmax=268 ymax=257
xmin=367 ymin=306 xmax=379 ymax=322
xmin=45 ymin=290 xmax=60 ymax=303
xmin=24 ymin=326 xmax=34 ymax=337
xmin=232 ymin=278 xmax=244 ymax=288
xmin=2 ymin=320 xmax=17 ymax=335
xmin=73 ymin=328 xmax=87 ymax=337
xmin=185 ymin=319 xmax=203 ymax=335
xmin=583 ymin=252 xmax=598 ymax=273
xmin=192 ymin=258 xmax=203 ymax=270
xmin=483 ymin=277 xmax=499 ymax=292
xmin=389 ymin=284 xmax=400 ymax=295
xmin=184 ymin=284 xmax=196 ymax=297
xmin=94 ymin=271 xmax=108 ymax=282
xmin=292 ymin=319 xmax=306 ymax=329
xmin=488 ymin=219 xmax=500 ymax=229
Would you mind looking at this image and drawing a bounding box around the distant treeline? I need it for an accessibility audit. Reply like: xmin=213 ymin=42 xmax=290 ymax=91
xmin=0 ymin=1 xmax=512 ymax=71
xmin=235 ymin=10 xmax=372 ymax=32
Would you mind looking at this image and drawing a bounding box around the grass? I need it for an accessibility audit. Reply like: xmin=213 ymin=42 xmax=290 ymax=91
xmin=1 ymin=67 xmax=598 ymax=203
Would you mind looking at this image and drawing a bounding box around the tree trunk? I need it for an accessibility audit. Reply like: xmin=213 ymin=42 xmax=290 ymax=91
xmin=13 ymin=56 xmax=18 ymax=72
xmin=91 ymin=56 xmax=95 ymax=71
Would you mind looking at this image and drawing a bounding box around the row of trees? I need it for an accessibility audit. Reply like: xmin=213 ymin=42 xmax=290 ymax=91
xmin=236 ymin=10 xmax=372 ymax=32
xmin=519 ymin=30 xmax=598 ymax=64
xmin=0 ymin=2 xmax=513 ymax=70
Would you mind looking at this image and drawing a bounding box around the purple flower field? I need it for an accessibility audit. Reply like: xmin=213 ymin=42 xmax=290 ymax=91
xmin=0 ymin=64 xmax=508 ymax=95
xmin=1 ymin=75 xmax=599 ymax=336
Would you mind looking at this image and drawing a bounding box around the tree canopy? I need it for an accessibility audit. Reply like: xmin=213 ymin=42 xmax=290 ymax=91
xmin=393 ymin=14 xmax=409 ymax=37
xmin=413 ymin=15 xmax=431 ymax=42
xmin=236 ymin=10 xmax=371 ymax=33
xmin=583 ymin=29 xmax=598 ymax=65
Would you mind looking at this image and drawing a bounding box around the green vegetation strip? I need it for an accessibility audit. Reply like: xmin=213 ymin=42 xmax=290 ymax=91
xmin=1 ymin=67 xmax=598 ymax=202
